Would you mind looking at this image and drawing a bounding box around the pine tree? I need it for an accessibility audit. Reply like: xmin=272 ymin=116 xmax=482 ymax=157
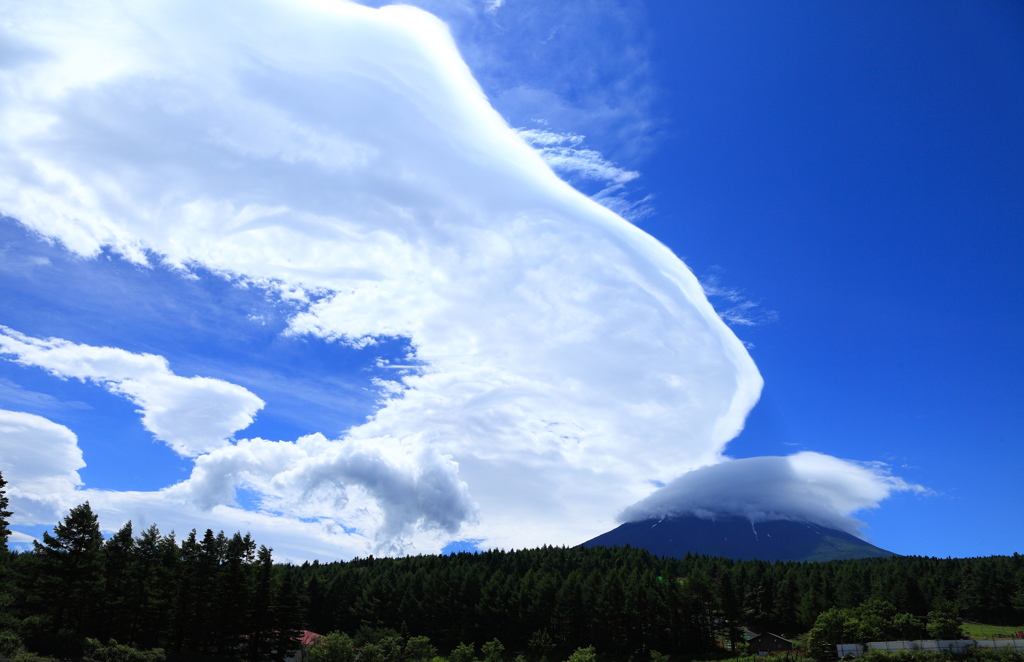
xmin=248 ymin=545 xmax=277 ymax=662
xmin=32 ymin=502 xmax=105 ymax=657
xmin=0 ymin=471 xmax=12 ymax=553
xmin=273 ymin=577 xmax=305 ymax=662
xmin=133 ymin=524 xmax=177 ymax=649
xmin=0 ymin=470 xmax=20 ymax=659
xmin=101 ymin=520 xmax=136 ymax=642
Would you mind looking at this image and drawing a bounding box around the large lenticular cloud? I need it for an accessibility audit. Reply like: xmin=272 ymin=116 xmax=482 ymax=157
xmin=0 ymin=0 xmax=904 ymax=556
xmin=619 ymin=453 xmax=926 ymax=535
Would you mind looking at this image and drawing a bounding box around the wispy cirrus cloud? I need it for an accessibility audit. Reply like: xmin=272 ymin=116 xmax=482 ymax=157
xmin=516 ymin=127 xmax=653 ymax=221
xmin=701 ymin=273 xmax=779 ymax=328
xmin=515 ymin=129 xmax=639 ymax=185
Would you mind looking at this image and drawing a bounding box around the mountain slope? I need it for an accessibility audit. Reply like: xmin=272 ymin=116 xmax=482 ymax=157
xmin=581 ymin=515 xmax=896 ymax=562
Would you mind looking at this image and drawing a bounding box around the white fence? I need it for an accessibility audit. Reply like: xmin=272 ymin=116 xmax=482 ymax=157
xmin=837 ymin=639 xmax=1024 ymax=657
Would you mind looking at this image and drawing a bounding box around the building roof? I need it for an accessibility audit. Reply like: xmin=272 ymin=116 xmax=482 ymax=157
xmin=299 ymin=631 xmax=323 ymax=647
xmin=750 ymin=633 xmax=794 ymax=644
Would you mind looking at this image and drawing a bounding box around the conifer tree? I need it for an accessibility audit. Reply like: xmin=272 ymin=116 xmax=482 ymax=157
xmin=0 ymin=471 xmax=12 ymax=553
xmin=32 ymin=501 xmax=105 ymax=656
xmin=248 ymin=545 xmax=277 ymax=662
xmin=102 ymin=520 xmax=136 ymax=642
xmin=0 ymin=470 xmax=19 ymax=659
xmin=273 ymin=576 xmax=305 ymax=662
xmin=133 ymin=524 xmax=177 ymax=649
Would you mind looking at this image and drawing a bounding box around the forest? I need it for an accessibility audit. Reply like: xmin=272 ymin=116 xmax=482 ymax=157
xmin=0 ymin=473 xmax=1022 ymax=662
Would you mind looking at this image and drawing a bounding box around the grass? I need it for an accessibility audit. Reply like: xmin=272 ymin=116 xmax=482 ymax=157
xmin=962 ymin=622 xmax=1024 ymax=639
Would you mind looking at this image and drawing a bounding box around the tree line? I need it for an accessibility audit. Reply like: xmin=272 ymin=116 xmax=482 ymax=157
xmin=284 ymin=544 xmax=1024 ymax=658
xmin=0 ymin=470 xmax=1022 ymax=662
xmin=0 ymin=479 xmax=302 ymax=661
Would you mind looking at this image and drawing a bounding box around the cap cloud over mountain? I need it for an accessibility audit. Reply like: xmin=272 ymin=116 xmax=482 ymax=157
xmin=619 ymin=453 xmax=925 ymax=536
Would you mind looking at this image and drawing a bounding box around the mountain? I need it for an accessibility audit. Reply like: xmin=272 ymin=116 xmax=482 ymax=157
xmin=581 ymin=515 xmax=896 ymax=562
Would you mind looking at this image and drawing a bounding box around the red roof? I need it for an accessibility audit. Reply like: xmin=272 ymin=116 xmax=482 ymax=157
xmin=300 ymin=631 xmax=323 ymax=647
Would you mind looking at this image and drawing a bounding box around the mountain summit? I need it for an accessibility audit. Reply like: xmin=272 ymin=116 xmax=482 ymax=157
xmin=581 ymin=515 xmax=896 ymax=562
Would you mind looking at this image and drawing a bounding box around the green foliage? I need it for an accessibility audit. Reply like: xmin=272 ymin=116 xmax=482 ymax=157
xmin=926 ymin=600 xmax=964 ymax=640
xmin=692 ymin=655 xmax=815 ymax=662
xmin=30 ymin=502 xmax=104 ymax=655
xmin=450 ymin=641 xmax=476 ymax=662
xmin=481 ymin=639 xmax=504 ymax=662
xmin=309 ymin=632 xmax=357 ymax=662
xmin=892 ymin=613 xmax=924 ymax=640
xmin=565 ymin=646 xmax=596 ymax=662
xmin=1 ymin=478 xmax=1022 ymax=662
xmin=806 ymin=599 xmax=930 ymax=659
xmin=962 ymin=623 xmax=1024 ymax=639
xmin=81 ymin=637 xmax=166 ymax=662
xmin=361 ymin=635 xmax=404 ymax=662
xmin=528 ymin=630 xmax=555 ymax=659
xmin=0 ymin=627 xmax=24 ymax=658
xmin=4 ymin=650 xmax=61 ymax=662
xmin=807 ymin=607 xmax=854 ymax=660
xmin=854 ymin=649 xmax=1024 ymax=662
xmin=406 ymin=635 xmax=438 ymax=662
xmin=0 ymin=471 xmax=12 ymax=553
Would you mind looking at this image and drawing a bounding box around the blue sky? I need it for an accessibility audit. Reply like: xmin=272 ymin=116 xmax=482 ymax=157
xmin=638 ymin=1 xmax=1024 ymax=557
xmin=0 ymin=0 xmax=1020 ymax=560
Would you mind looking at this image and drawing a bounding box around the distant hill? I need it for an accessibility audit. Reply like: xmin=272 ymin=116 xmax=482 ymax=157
xmin=581 ymin=515 xmax=896 ymax=562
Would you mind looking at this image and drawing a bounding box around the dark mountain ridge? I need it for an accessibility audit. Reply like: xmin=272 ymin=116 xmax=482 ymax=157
xmin=581 ymin=514 xmax=896 ymax=562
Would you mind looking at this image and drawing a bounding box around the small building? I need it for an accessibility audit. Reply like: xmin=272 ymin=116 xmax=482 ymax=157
xmin=748 ymin=632 xmax=794 ymax=656
xmin=285 ymin=630 xmax=324 ymax=662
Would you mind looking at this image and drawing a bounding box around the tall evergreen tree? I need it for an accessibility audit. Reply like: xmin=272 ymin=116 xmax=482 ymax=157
xmin=101 ymin=520 xmax=137 ymax=643
xmin=31 ymin=502 xmax=105 ymax=657
xmin=273 ymin=576 xmax=305 ymax=662
xmin=248 ymin=545 xmax=277 ymax=662
xmin=0 ymin=470 xmax=19 ymax=659
xmin=0 ymin=471 xmax=12 ymax=554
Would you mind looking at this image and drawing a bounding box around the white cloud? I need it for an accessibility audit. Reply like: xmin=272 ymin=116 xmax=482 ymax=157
xmin=700 ymin=274 xmax=779 ymax=328
xmin=0 ymin=0 xmax=910 ymax=557
xmin=8 ymin=531 xmax=37 ymax=545
xmin=83 ymin=489 xmax=375 ymax=562
xmin=619 ymin=452 xmax=927 ymax=535
xmin=0 ymin=404 xmax=472 ymax=559
xmin=0 ymin=327 xmax=264 ymax=456
xmin=516 ymin=127 xmax=652 ymax=221
xmin=0 ymin=409 xmax=84 ymax=524
xmin=516 ymin=129 xmax=639 ymax=186
xmin=168 ymin=433 xmax=474 ymax=545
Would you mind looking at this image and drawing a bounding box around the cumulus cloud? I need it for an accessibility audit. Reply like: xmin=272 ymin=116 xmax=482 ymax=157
xmin=619 ymin=452 xmax=927 ymax=535
xmin=85 ymin=430 xmax=476 ymax=559
xmin=0 ymin=327 xmax=264 ymax=456
xmin=0 ymin=409 xmax=84 ymax=524
xmin=169 ymin=433 xmax=474 ymax=543
xmin=0 ymin=403 xmax=472 ymax=558
xmin=0 ymin=325 xmax=472 ymax=551
xmin=0 ymin=0 xmax=912 ymax=557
